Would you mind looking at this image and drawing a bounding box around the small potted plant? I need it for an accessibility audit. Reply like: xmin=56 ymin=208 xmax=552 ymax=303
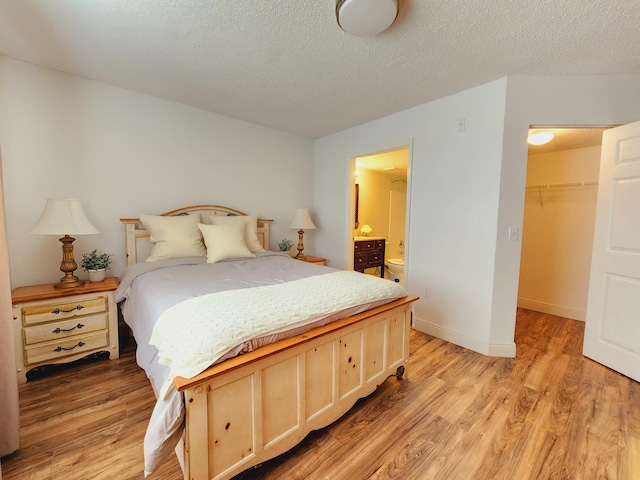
xmin=278 ymin=238 xmax=294 ymax=256
xmin=80 ymin=249 xmax=114 ymax=282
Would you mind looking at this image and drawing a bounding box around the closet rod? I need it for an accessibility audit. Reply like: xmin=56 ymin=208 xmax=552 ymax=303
xmin=526 ymin=180 xmax=598 ymax=189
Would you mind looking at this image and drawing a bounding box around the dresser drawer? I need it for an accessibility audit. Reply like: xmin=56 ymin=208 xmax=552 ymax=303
xmin=355 ymin=252 xmax=385 ymax=269
xmin=355 ymin=240 xmax=384 ymax=252
xmin=24 ymin=331 xmax=109 ymax=365
xmin=21 ymin=296 xmax=108 ymax=326
xmin=367 ymin=251 xmax=383 ymax=265
xmin=23 ymin=313 xmax=108 ymax=346
xmin=354 ymin=253 xmax=368 ymax=269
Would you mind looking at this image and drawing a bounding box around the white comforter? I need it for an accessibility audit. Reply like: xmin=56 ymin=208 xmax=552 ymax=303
xmin=151 ymin=270 xmax=406 ymax=398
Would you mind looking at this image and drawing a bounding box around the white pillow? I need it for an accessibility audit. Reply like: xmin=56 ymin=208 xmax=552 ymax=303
xmin=139 ymin=213 xmax=206 ymax=262
xmin=209 ymin=215 xmax=265 ymax=253
xmin=198 ymin=223 xmax=255 ymax=263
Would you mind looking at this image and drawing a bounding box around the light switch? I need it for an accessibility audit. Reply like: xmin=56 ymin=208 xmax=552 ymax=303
xmin=508 ymin=226 xmax=519 ymax=241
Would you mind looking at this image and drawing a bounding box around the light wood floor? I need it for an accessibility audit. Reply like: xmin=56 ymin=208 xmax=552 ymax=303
xmin=2 ymin=309 xmax=639 ymax=480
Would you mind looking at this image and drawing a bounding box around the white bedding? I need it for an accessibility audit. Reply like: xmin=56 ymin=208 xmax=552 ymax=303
xmin=114 ymin=252 xmax=407 ymax=476
xmin=152 ymin=270 xmax=407 ymax=398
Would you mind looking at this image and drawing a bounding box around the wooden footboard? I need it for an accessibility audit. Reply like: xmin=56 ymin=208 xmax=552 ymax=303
xmin=175 ymin=295 xmax=417 ymax=480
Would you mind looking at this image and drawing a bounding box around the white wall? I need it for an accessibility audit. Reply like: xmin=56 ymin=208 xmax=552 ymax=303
xmin=316 ymin=78 xmax=511 ymax=355
xmin=316 ymin=73 xmax=640 ymax=358
xmin=0 ymin=58 xmax=315 ymax=288
xmin=355 ymin=168 xmax=389 ymax=240
xmin=518 ymin=146 xmax=600 ymax=320
xmin=387 ymin=189 xmax=407 ymax=260
xmin=412 ymin=79 xmax=509 ymax=353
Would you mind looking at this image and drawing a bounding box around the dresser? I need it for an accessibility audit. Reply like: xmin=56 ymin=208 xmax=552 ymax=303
xmin=354 ymin=238 xmax=385 ymax=278
xmin=11 ymin=277 xmax=120 ymax=384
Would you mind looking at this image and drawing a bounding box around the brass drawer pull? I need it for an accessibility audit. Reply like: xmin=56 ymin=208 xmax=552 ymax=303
xmin=52 ymin=323 xmax=85 ymax=334
xmin=54 ymin=341 xmax=85 ymax=352
xmin=52 ymin=305 xmax=84 ymax=315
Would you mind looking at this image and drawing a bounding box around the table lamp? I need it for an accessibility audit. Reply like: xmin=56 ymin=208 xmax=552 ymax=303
xmin=29 ymin=198 xmax=99 ymax=288
xmin=288 ymin=208 xmax=316 ymax=260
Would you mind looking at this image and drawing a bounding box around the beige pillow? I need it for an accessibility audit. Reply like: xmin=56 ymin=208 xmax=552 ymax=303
xmin=139 ymin=213 xmax=206 ymax=262
xmin=198 ymin=223 xmax=255 ymax=263
xmin=209 ymin=215 xmax=265 ymax=252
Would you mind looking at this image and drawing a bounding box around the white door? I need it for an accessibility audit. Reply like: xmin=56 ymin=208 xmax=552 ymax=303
xmin=583 ymin=121 xmax=640 ymax=382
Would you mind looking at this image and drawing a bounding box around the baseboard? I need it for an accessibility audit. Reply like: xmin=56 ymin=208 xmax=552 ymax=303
xmin=517 ymin=298 xmax=585 ymax=321
xmin=413 ymin=317 xmax=516 ymax=358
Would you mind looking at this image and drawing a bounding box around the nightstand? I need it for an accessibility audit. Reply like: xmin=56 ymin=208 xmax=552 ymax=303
xmin=11 ymin=277 xmax=120 ymax=384
xmin=296 ymin=255 xmax=326 ymax=265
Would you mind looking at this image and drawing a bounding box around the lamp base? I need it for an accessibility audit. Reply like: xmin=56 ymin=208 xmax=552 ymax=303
xmin=54 ymin=275 xmax=85 ymax=289
xmin=295 ymin=229 xmax=306 ymax=259
xmin=54 ymin=234 xmax=84 ymax=289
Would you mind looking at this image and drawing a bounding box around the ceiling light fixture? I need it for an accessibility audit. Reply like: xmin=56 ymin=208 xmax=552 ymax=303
xmin=336 ymin=0 xmax=398 ymax=37
xmin=527 ymin=132 xmax=554 ymax=145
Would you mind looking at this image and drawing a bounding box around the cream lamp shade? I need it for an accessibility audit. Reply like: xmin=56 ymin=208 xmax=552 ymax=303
xmin=336 ymin=0 xmax=398 ymax=37
xmin=288 ymin=208 xmax=317 ymax=231
xmin=288 ymin=208 xmax=316 ymax=260
xmin=29 ymin=198 xmax=99 ymax=288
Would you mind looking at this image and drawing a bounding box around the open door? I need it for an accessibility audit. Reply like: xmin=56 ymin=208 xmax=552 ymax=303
xmin=583 ymin=121 xmax=640 ymax=382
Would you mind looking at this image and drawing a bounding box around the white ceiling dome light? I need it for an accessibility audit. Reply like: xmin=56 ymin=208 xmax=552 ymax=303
xmin=336 ymin=0 xmax=399 ymax=37
xmin=527 ymin=131 xmax=555 ymax=145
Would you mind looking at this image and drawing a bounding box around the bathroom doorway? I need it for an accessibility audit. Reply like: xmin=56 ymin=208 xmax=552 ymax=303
xmin=352 ymin=147 xmax=409 ymax=284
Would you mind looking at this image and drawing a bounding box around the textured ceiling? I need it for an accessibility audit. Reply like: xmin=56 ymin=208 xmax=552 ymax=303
xmin=1 ymin=1 xmax=638 ymax=138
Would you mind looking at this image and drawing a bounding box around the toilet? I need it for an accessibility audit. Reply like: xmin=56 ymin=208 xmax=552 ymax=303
xmin=385 ymin=258 xmax=404 ymax=285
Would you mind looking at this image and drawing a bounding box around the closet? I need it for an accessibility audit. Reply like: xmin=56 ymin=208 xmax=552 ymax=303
xmin=517 ymin=133 xmax=602 ymax=321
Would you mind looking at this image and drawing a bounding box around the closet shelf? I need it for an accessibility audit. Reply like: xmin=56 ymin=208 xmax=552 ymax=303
xmin=526 ymin=181 xmax=598 ymax=190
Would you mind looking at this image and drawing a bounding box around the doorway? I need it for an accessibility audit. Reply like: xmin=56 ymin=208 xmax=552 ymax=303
xmin=351 ymin=147 xmax=409 ymax=284
xmin=517 ymin=127 xmax=607 ymax=322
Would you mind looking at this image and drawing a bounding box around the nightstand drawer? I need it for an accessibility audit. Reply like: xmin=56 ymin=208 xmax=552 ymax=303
xmin=23 ymin=313 xmax=108 ymax=345
xmin=24 ymin=331 xmax=109 ymax=365
xmin=21 ymin=296 xmax=108 ymax=326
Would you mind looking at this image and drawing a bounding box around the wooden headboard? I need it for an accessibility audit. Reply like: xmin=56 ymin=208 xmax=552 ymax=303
xmin=120 ymin=205 xmax=273 ymax=266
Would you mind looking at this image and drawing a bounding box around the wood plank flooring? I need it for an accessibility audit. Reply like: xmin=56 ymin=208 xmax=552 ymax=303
xmin=2 ymin=309 xmax=639 ymax=479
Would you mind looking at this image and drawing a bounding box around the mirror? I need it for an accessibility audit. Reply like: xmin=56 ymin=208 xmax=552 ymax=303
xmin=354 ymin=183 xmax=359 ymax=229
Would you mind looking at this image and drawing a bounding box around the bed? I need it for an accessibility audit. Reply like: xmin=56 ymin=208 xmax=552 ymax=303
xmin=115 ymin=205 xmax=418 ymax=480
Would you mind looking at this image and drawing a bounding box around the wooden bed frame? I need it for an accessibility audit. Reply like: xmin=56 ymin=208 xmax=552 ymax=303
xmin=120 ymin=205 xmax=418 ymax=480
